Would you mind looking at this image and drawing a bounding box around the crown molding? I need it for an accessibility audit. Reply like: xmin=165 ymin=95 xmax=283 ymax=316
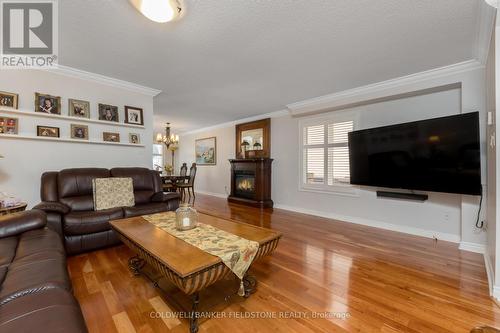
xmin=180 ymin=109 xmax=289 ymax=135
xmin=287 ymin=60 xmax=484 ymax=116
xmin=474 ymin=0 xmax=497 ymax=64
xmin=44 ymin=65 xmax=162 ymax=97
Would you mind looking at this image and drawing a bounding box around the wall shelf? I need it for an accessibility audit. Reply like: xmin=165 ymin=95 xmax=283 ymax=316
xmin=0 ymin=134 xmax=145 ymax=147
xmin=0 ymin=108 xmax=145 ymax=129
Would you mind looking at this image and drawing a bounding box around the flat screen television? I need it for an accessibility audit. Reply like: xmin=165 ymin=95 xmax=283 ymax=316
xmin=348 ymin=112 xmax=481 ymax=195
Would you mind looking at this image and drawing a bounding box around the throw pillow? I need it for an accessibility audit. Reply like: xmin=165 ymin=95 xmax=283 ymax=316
xmin=92 ymin=177 xmax=135 ymax=211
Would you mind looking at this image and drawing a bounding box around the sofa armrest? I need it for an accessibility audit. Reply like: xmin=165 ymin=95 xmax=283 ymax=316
xmin=151 ymin=192 xmax=180 ymax=203
xmin=33 ymin=201 xmax=70 ymax=214
xmin=151 ymin=192 xmax=180 ymax=211
xmin=0 ymin=210 xmax=47 ymax=238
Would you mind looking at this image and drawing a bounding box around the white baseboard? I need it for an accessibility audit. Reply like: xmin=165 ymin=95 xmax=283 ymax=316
xmin=484 ymin=253 xmax=495 ymax=297
xmin=493 ymin=285 xmax=500 ymax=300
xmin=459 ymin=242 xmax=486 ymax=254
xmin=195 ymin=190 xmax=227 ymax=199
xmin=273 ymin=203 xmax=461 ymax=243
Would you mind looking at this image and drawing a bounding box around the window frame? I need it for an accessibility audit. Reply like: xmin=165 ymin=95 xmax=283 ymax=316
xmin=298 ymin=111 xmax=360 ymax=197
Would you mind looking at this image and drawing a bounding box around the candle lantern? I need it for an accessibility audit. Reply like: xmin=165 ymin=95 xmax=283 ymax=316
xmin=175 ymin=203 xmax=198 ymax=231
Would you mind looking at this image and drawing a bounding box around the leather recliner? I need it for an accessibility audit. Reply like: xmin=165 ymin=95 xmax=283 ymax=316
xmin=0 ymin=210 xmax=87 ymax=332
xmin=34 ymin=167 xmax=180 ymax=255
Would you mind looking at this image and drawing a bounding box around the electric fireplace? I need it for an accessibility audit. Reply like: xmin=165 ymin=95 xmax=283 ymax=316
xmin=228 ymin=158 xmax=273 ymax=208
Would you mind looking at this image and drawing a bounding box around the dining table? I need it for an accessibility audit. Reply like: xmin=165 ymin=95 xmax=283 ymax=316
xmin=161 ymin=174 xmax=190 ymax=192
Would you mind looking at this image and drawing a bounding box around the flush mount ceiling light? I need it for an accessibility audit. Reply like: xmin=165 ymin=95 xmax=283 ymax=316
xmin=129 ymin=0 xmax=182 ymax=23
xmin=485 ymin=0 xmax=499 ymax=8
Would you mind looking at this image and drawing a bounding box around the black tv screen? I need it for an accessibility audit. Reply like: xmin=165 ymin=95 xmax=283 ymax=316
xmin=348 ymin=112 xmax=481 ymax=195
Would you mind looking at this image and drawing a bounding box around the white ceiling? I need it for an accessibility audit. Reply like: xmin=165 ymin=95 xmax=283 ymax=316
xmin=59 ymin=0 xmax=481 ymax=132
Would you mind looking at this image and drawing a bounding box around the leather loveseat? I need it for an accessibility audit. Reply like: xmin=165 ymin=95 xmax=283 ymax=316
xmin=34 ymin=167 xmax=180 ymax=255
xmin=0 ymin=210 xmax=87 ymax=332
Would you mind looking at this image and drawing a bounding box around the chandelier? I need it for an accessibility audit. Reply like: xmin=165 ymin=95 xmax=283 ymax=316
xmin=156 ymin=123 xmax=179 ymax=149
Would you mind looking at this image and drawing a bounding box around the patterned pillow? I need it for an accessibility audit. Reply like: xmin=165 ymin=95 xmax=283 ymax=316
xmin=92 ymin=178 xmax=135 ymax=211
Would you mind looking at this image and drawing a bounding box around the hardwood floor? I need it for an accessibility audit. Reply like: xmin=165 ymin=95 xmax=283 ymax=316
xmin=67 ymin=194 xmax=500 ymax=333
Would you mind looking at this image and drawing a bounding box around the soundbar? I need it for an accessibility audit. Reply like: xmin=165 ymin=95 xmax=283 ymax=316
xmin=376 ymin=191 xmax=428 ymax=202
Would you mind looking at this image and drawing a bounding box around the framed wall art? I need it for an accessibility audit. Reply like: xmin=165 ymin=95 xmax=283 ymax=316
xmin=195 ymin=137 xmax=216 ymax=165
xmin=125 ymin=106 xmax=144 ymax=126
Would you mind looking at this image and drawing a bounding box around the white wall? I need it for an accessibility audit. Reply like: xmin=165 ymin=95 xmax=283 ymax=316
xmin=273 ymin=89 xmax=464 ymax=241
xmin=486 ymin=25 xmax=497 ymax=293
xmin=0 ymin=70 xmax=155 ymax=207
xmin=177 ymin=64 xmax=488 ymax=246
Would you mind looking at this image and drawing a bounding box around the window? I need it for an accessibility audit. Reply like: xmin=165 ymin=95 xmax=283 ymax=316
xmin=300 ymin=113 xmax=356 ymax=194
xmin=152 ymin=144 xmax=164 ymax=171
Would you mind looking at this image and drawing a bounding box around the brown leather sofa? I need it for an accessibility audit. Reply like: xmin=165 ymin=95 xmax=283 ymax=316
xmin=0 ymin=210 xmax=87 ymax=332
xmin=34 ymin=167 xmax=180 ymax=255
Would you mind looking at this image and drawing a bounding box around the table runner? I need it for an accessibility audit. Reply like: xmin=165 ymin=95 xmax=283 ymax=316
xmin=142 ymin=212 xmax=259 ymax=295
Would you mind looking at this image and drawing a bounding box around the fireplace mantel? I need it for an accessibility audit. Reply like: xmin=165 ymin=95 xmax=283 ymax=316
xmin=228 ymin=158 xmax=273 ymax=208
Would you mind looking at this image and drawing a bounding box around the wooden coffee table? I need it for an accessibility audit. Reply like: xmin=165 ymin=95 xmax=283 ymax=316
xmin=0 ymin=202 xmax=27 ymax=216
xmin=110 ymin=212 xmax=282 ymax=333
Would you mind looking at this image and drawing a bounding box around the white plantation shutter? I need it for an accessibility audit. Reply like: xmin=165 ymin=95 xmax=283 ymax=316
xmin=304 ymin=125 xmax=324 ymax=145
xmin=327 ymin=121 xmax=353 ymax=184
xmin=304 ymin=147 xmax=324 ymax=184
xmin=302 ymin=117 xmax=354 ymax=190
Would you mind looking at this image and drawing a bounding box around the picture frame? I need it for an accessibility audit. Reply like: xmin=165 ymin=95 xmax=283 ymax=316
xmin=195 ymin=137 xmax=217 ymax=165
xmin=103 ymin=132 xmax=120 ymax=143
xmin=125 ymin=106 xmax=144 ymax=126
xmin=0 ymin=117 xmax=18 ymax=135
xmin=98 ymin=104 xmax=119 ymax=122
xmin=69 ymin=99 xmax=90 ymax=118
xmin=37 ymin=126 xmax=60 ymax=138
xmin=35 ymin=93 xmax=61 ymax=115
xmin=129 ymin=133 xmax=140 ymax=144
xmin=70 ymin=124 xmax=89 ymax=140
xmin=0 ymin=91 xmax=19 ymax=109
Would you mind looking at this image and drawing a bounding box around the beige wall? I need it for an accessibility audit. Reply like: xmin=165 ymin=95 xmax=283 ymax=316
xmin=177 ymin=126 xmax=234 ymax=196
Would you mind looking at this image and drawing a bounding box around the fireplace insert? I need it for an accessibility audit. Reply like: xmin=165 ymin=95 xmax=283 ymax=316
xmin=234 ymin=171 xmax=256 ymax=199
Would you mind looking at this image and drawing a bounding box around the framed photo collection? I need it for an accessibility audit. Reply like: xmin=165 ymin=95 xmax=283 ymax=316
xmin=70 ymin=124 xmax=89 ymax=140
xmin=0 ymin=91 xmax=18 ymax=109
xmin=98 ymin=104 xmax=119 ymax=122
xmin=0 ymin=117 xmax=18 ymax=134
xmin=0 ymin=91 xmax=144 ymax=146
xmin=129 ymin=133 xmax=140 ymax=144
xmin=37 ymin=126 xmax=60 ymax=138
xmin=103 ymin=132 xmax=120 ymax=143
xmin=125 ymin=106 xmax=144 ymax=126
xmin=69 ymin=99 xmax=90 ymax=118
xmin=35 ymin=93 xmax=61 ymax=115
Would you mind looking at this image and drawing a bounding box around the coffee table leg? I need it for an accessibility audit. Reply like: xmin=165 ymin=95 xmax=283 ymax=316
xmin=189 ymin=292 xmax=200 ymax=333
xmin=243 ymin=275 xmax=257 ymax=298
xmin=128 ymin=256 xmax=145 ymax=276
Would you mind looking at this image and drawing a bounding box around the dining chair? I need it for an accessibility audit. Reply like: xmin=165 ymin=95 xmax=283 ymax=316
xmin=177 ymin=163 xmax=197 ymax=204
xmin=180 ymin=163 xmax=188 ymax=177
